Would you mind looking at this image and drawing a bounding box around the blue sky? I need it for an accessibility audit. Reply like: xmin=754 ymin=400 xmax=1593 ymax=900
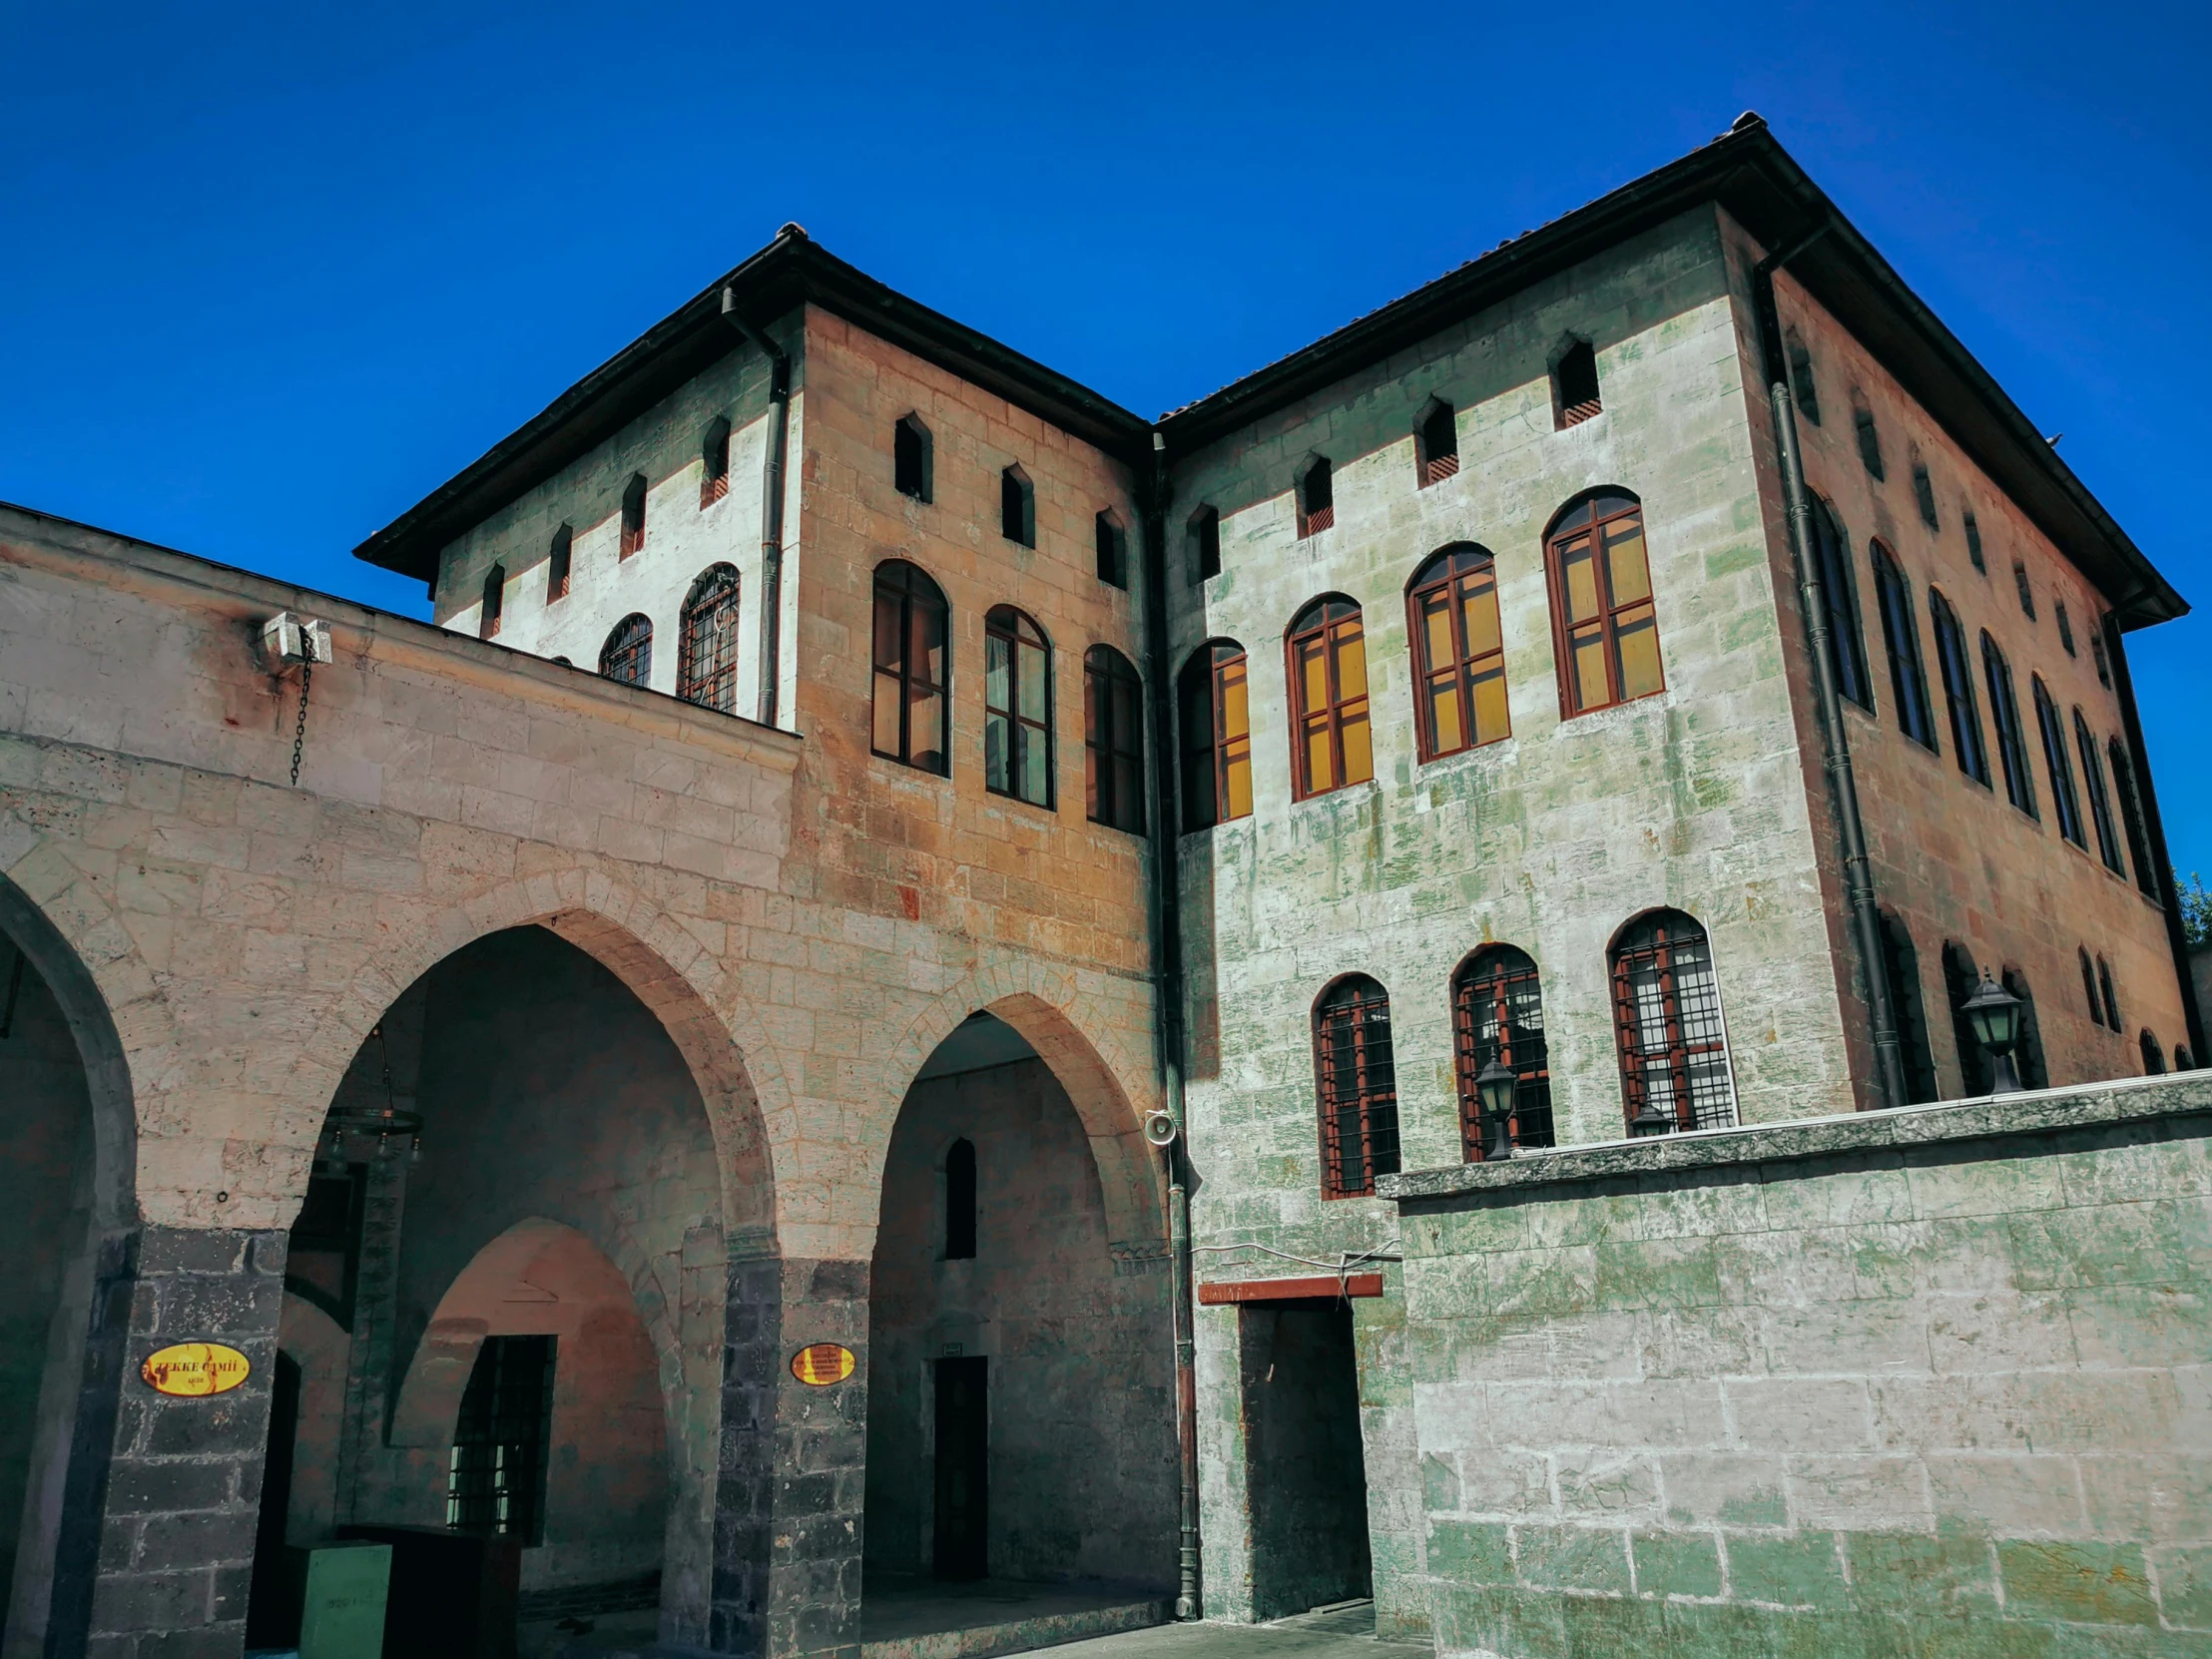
xmin=4 ymin=1 xmax=2205 ymax=870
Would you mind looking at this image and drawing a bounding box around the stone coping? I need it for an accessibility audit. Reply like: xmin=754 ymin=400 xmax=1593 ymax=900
xmin=1378 ymin=1071 xmax=2212 ymax=1204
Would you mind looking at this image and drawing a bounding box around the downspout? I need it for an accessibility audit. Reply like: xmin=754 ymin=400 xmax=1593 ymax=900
xmin=2101 ymin=610 xmax=2208 ymax=1063
xmin=1139 ymin=429 xmax=1202 ymax=1619
xmin=722 ymin=287 xmax=793 ymax=729
xmin=1751 ymin=227 xmax=1909 ymax=1110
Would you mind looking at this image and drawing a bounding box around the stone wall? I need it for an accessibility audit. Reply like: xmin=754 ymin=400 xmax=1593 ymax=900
xmin=1384 ymin=1075 xmax=2212 ymax=1656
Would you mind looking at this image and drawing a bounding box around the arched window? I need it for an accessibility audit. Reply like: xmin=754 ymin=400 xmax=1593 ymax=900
xmin=2141 ymin=1030 xmax=2167 ymax=1076
xmin=1189 ymin=505 xmax=1221 ymax=583
xmin=1784 ymin=326 xmax=1820 ymax=424
xmin=1877 ymin=910 xmax=1938 ymax=1104
xmin=1852 ymin=395 xmax=1885 ymax=479
xmin=1929 ymin=590 xmax=1987 ymax=787
xmin=1286 ymin=597 xmax=1372 ymax=799
xmin=1810 ymin=501 xmax=1871 ymax=711
xmin=2055 ymin=601 xmax=2076 ymax=657
xmin=1942 ymin=943 xmax=1992 ymax=1095
xmin=985 ymin=606 xmax=1053 ymax=807
xmin=944 ymin=1138 xmax=976 ymax=1259
xmin=2177 ymin=1046 xmax=2195 ymax=1072
xmin=1911 ymin=452 xmax=1939 ymax=531
xmin=2012 ymin=559 xmax=2036 ymax=620
xmin=1296 ymin=456 xmax=1334 ymax=538
xmin=2073 ymin=711 xmax=2124 ymax=874
xmin=2108 ymin=739 xmax=2158 ymax=898
xmin=2098 ymin=957 xmax=2121 ymax=1035
xmin=1407 ymin=546 xmax=1508 ymax=761
xmin=1179 ymin=642 xmax=1251 ymax=831
xmin=1610 ymin=910 xmax=1736 ymax=1133
xmin=1095 ymin=510 xmax=1128 ymax=590
xmin=478 ymin=563 xmax=505 ymax=642
xmin=894 ymin=414 xmax=932 ymax=502
xmin=1314 ymin=975 xmax=1398 ymax=1198
xmin=701 ymin=416 xmax=732 ymax=508
xmin=2092 ymin=632 xmax=2113 ymax=687
xmin=1001 ymin=465 xmax=1034 ymax=546
xmin=546 ymin=523 xmax=573 ymax=603
xmin=1963 ymin=509 xmax=1986 ymax=573
xmin=871 ymin=560 xmax=949 ymax=775
xmin=677 ymin=564 xmax=743 ymax=712
xmin=1546 ymin=490 xmax=1663 ymax=717
xmin=1415 ymin=398 xmax=1458 ymax=486
xmin=1982 ymin=634 xmax=2036 ymax=817
xmin=1084 ymin=645 xmax=1144 ymax=833
xmin=2080 ymin=947 xmax=2105 ymax=1028
xmin=1553 ymin=339 xmax=1601 ymax=427
xmin=1872 ymin=541 xmax=1936 ymax=750
xmin=2032 ymin=678 xmax=2085 ymax=847
xmin=1451 ymin=946 xmax=1552 ymax=1157
xmin=2001 ymin=968 xmax=2047 ymax=1090
xmin=620 ymin=473 xmax=647 ymax=558
xmin=599 ymin=613 xmax=653 ymax=687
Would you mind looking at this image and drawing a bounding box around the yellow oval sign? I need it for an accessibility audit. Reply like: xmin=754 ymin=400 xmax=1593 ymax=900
xmin=141 ymin=1343 xmax=251 ymax=1397
xmin=791 ymin=1343 xmax=855 ymax=1386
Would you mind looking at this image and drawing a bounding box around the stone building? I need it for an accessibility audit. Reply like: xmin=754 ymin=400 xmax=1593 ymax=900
xmin=0 ymin=115 xmax=2204 ymax=1659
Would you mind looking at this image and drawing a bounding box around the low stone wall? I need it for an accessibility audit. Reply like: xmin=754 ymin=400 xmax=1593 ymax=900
xmin=1380 ymin=1074 xmax=2212 ymax=1657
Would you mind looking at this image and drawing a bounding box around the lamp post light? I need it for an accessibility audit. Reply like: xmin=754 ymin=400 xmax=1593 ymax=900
xmin=1961 ymin=968 xmax=2026 ymax=1095
xmin=1473 ymin=1054 xmax=1518 ymax=1162
xmin=1628 ymin=1099 xmax=1675 ymax=1137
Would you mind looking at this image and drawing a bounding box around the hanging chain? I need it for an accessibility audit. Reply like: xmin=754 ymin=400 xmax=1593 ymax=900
xmin=289 ymin=659 xmax=312 ymax=788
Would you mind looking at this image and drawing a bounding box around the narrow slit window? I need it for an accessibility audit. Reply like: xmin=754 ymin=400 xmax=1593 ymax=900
xmin=2073 ymin=710 xmax=2124 ymax=873
xmin=1872 ymin=541 xmax=1936 ymax=750
xmin=1286 ymin=597 xmax=1372 ymax=799
xmin=2091 ymin=631 xmax=2112 ymax=688
xmin=894 ymin=415 xmax=932 ymax=502
xmin=1911 ymin=455 xmax=1939 ymax=531
xmin=1962 ymin=510 xmax=1986 ymax=573
xmin=478 ymin=563 xmax=504 ymax=642
xmin=599 ymin=613 xmax=653 ymax=688
xmin=2002 ymin=968 xmax=2045 ymax=1091
xmin=1179 ymin=641 xmax=1251 ymax=831
xmin=1785 ymin=327 xmax=1820 ymax=424
xmin=1811 ymin=500 xmax=1872 ymax=711
xmin=1982 ymin=633 xmax=2036 ymax=818
xmin=2108 ymin=739 xmax=2157 ymax=897
xmin=984 ymin=605 xmax=1053 ymax=808
xmin=944 ymin=1138 xmax=976 ymax=1259
xmin=1084 ymin=645 xmax=1145 ymax=834
xmin=2012 ymin=559 xmax=2036 ymax=620
xmin=2099 ymin=958 xmax=2122 ymax=1035
xmin=677 ymin=564 xmax=743 ymax=713
xmin=1190 ymin=506 xmax=1221 ymax=583
xmin=1877 ymin=910 xmax=1939 ymax=1104
xmin=1296 ymin=457 xmax=1334 ymax=537
xmin=1546 ymin=490 xmax=1664 ymax=717
xmin=2142 ymin=1030 xmax=2167 ymax=1076
xmin=701 ymin=417 xmax=732 ymax=508
xmin=446 ymin=1335 xmax=555 ymax=1542
xmin=2080 ymin=947 xmax=2104 ymax=1027
xmin=1095 ymin=511 xmax=1128 ymax=590
xmin=1416 ymin=399 xmax=1459 ymax=486
xmin=2033 ymin=677 xmax=2084 ymax=847
xmin=1610 ymin=910 xmax=1737 ymax=1134
xmin=1407 ymin=545 xmax=1509 ymax=760
xmin=620 ymin=473 xmax=647 ymax=558
xmin=546 ymin=524 xmax=573 ymax=603
xmin=1000 ymin=466 xmax=1034 ymax=546
xmin=871 ymin=560 xmax=950 ymax=776
xmin=1942 ymin=943 xmax=1992 ymax=1095
xmin=2055 ymin=602 xmax=2076 ymax=657
xmin=1553 ymin=340 xmax=1601 ymax=427
xmin=1929 ymin=590 xmax=1988 ymax=787
xmin=1314 ymin=975 xmax=1398 ymax=1198
xmin=1451 ymin=946 xmax=1553 ymax=1156
xmin=1853 ymin=399 xmax=1885 ymax=480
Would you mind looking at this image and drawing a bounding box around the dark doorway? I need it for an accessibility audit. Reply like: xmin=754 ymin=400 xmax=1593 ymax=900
xmin=245 ymin=1354 xmax=303 ymax=1647
xmin=933 ymin=1357 xmax=988 ymax=1581
xmin=1241 ymin=1302 xmax=1372 ymax=1619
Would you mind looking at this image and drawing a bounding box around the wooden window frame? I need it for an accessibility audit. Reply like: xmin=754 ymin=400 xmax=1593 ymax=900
xmin=1872 ymin=541 xmax=1936 ymax=751
xmin=1609 ymin=910 xmax=1738 ymax=1134
xmin=1406 ymin=546 xmax=1509 ymax=762
xmin=984 ymin=605 xmax=1054 ymax=809
xmin=1313 ymin=975 xmax=1399 ymax=1199
xmin=1544 ymin=492 xmax=1665 ymax=719
xmin=870 ymin=560 xmax=950 ymax=776
xmin=676 ymin=564 xmax=743 ymax=713
xmin=1084 ymin=645 xmax=1145 ymax=834
xmin=1929 ymin=589 xmax=1988 ymax=787
xmin=1982 ymin=633 xmax=2036 ymax=819
xmin=619 ymin=473 xmax=647 ymax=559
xmin=1179 ymin=642 xmax=1251 ymax=832
xmin=1450 ymin=946 xmax=1553 ymax=1159
xmin=599 ymin=613 xmax=653 ymax=688
xmin=2032 ymin=677 xmax=2085 ymax=847
xmin=1285 ymin=597 xmax=1372 ymax=801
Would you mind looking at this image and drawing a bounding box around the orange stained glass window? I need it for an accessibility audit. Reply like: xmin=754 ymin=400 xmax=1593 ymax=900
xmin=1408 ymin=545 xmax=1509 ymax=760
xmin=1546 ymin=492 xmax=1663 ymax=716
xmin=1179 ymin=642 xmax=1251 ymax=830
xmin=1286 ymin=598 xmax=1372 ymax=799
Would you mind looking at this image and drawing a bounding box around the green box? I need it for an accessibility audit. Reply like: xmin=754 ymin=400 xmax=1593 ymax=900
xmin=294 ymin=1541 xmax=391 ymax=1659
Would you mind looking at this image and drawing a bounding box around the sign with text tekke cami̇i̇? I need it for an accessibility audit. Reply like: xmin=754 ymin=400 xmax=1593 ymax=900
xmin=141 ymin=1343 xmax=251 ymax=1397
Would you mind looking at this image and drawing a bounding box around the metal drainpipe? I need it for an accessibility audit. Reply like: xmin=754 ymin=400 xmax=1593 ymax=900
xmin=1751 ymin=227 xmax=1909 ymax=1110
xmin=1140 ymin=429 xmax=1202 ymax=1619
xmin=722 ymin=287 xmax=793 ymax=728
xmin=2101 ymin=609 xmax=2209 ymax=1063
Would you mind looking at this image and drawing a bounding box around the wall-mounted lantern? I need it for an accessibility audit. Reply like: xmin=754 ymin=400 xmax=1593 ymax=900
xmin=1474 ymin=1054 xmax=1518 ymax=1162
xmin=1960 ymin=968 xmax=2026 ymax=1095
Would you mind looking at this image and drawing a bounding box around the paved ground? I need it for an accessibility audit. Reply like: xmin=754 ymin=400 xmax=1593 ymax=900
xmin=1036 ymin=1601 xmax=1426 ymax=1659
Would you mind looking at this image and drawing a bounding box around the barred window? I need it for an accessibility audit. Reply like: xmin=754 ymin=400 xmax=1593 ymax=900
xmin=985 ymin=605 xmax=1053 ymax=808
xmin=1286 ymin=597 xmax=1372 ymax=799
xmin=1084 ymin=645 xmax=1144 ymax=833
xmin=447 ymin=1335 xmax=555 ymax=1542
xmin=1811 ymin=500 xmax=1872 ymax=711
xmin=1451 ymin=946 xmax=1553 ymax=1158
xmin=1547 ymin=490 xmax=1663 ymax=716
xmin=1872 ymin=541 xmax=1936 ymax=750
xmin=1179 ymin=641 xmax=1251 ymax=831
xmin=701 ymin=417 xmax=732 ymax=508
xmin=2108 ymin=738 xmax=2158 ymax=898
xmin=1416 ymin=398 xmax=1459 ymax=486
xmin=620 ymin=473 xmax=646 ymax=558
xmin=1297 ymin=456 xmax=1335 ymax=537
xmin=871 ymin=560 xmax=949 ymax=775
xmin=2033 ymin=677 xmax=2084 ymax=847
xmin=1408 ymin=545 xmax=1508 ymax=761
xmin=1982 ymin=634 xmax=2035 ymax=818
xmin=1929 ymin=589 xmax=1988 ymax=787
xmin=599 ymin=613 xmax=653 ymax=688
xmin=478 ymin=563 xmax=504 ymax=642
xmin=2073 ymin=710 xmax=2123 ymax=874
xmin=1315 ymin=975 xmax=1398 ymax=1198
xmin=1610 ymin=910 xmax=1736 ymax=1133
xmin=677 ymin=564 xmax=742 ymax=713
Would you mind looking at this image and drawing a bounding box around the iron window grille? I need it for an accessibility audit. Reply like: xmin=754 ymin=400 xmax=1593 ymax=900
xmin=677 ymin=564 xmax=743 ymax=713
xmin=984 ymin=605 xmax=1053 ymax=808
xmin=599 ymin=614 xmax=653 ymax=688
xmin=446 ymin=1335 xmax=555 ymax=1542
xmin=1546 ymin=492 xmax=1664 ymax=717
xmin=1451 ymin=946 xmax=1554 ymax=1157
xmin=1407 ymin=546 xmax=1509 ymax=761
xmin=1178 ymin=642 xmax=1251 ymax=831
xmin=1610 ymin=911 xmax=1738 ymax=1134
xmin=1286 ymin=597 xmax=1372 ymax=799
xmin=1084 ymin=645 xmax=1145 ymax=833
xmin=871 ymin=561 xmax=950 ymax=776
xmin=1315 ymin=975 xmax=1399 ymax=1198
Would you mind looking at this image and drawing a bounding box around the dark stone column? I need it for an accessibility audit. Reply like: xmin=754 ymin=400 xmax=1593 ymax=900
xmin=54 ymin=1226 xmax=287 ymax=1659
xmin=710 ymin=1255 xmax=869 ymax=1659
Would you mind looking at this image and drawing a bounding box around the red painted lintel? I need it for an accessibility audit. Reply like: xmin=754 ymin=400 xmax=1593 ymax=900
xmin=1196 ymin=1272 xmax=1383 ymax=1305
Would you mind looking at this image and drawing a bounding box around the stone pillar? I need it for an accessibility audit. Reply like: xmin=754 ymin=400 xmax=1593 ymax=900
xmin=711 ymin=1255 xmax=869 ymax=1659
xmin=333 ymin=1152 xmax=408 ymax=1523
xmin=59 ymin=1226 xmax=287 ymax=1659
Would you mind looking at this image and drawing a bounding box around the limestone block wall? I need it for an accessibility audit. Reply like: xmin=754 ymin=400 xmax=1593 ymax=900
xmin=1385 ymin=1075 xmax=2212 ymax=1658
xmin=1744 ymin=219 xmax=2187 ymax=1098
